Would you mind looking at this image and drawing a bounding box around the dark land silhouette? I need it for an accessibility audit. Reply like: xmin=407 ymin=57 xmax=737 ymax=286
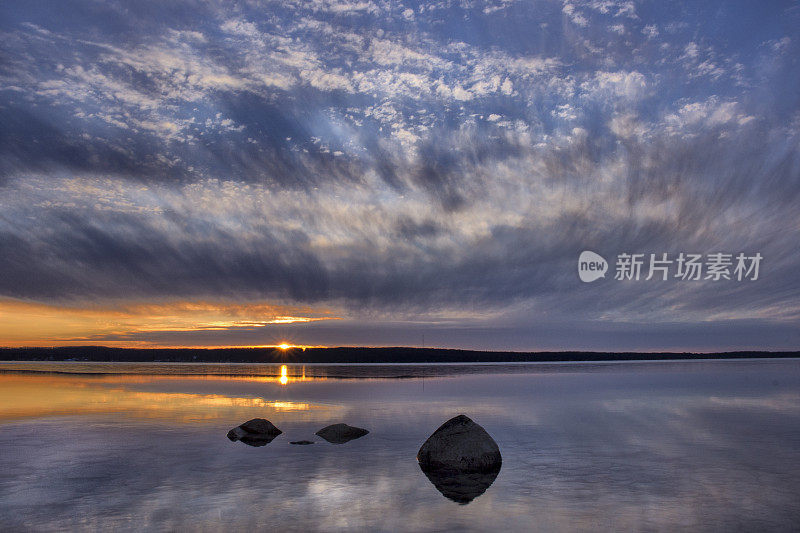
xmin=0 ymin=346 xmax=797 ymax=363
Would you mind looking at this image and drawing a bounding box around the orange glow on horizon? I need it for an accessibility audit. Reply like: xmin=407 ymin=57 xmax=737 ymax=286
xmin=0 ymin=298 xmax=340 ymax=348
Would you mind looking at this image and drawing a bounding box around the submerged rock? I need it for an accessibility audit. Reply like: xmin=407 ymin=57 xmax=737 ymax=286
xmin=227 ymin=418 xmax=282 ymax=447
xmin=290 ymin=440 xmax=314 ymax=445
xmin=315 ymin=423 xmax=369 ymax=444
xmin=417 ymin=414 xmax=502 ymax=503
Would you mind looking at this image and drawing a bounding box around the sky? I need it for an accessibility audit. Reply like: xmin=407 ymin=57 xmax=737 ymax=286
xmin=0 ymin=0 xmax=798 ymax=351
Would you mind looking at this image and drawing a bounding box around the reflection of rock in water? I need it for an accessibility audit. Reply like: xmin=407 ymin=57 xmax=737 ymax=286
xmin=417 ymin=414 xmax=502 ymax=504
xmin=229 ymin=434 xmax=280 ymax=447
xmin=315 ymin=423 xmax=369 ymax=444
xmin=419 ymin=463 xmax=501 ymax=504
xmin=290 ymin=440 xmax=314 ymax=445
xmin=227 ymin=418 xmax=282 ymax=447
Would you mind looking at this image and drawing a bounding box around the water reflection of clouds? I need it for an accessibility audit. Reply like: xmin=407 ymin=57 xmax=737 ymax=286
xmin=0 ymin=362 xmax=799 ymax=530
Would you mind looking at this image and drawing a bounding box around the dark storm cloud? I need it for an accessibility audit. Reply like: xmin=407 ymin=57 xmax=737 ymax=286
xmin=2 ymin=120 xmax=796 ymax=322
xmin=0 ymin=105 xmax=192 ymax=184
xmin=0 ymin=210 xmax=330 ymax=301
xmin=0 ymin=0 xmax=798 ymax=348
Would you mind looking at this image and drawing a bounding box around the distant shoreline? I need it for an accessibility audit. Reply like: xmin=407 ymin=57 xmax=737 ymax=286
xmin=1 ymin=346 xmax=798 ymax=364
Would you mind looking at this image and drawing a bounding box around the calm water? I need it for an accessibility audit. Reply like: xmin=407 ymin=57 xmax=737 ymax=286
xmin=0 ymin=359 xmax=798 ymax=532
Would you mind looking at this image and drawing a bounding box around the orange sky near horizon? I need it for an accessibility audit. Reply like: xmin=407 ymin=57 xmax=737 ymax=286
xmin=0 ymin=299 xmax=340 ymax=348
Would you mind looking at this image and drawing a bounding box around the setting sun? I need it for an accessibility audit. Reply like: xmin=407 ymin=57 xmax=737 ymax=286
xmin=278 ymin=343 xmax=291 ymax=350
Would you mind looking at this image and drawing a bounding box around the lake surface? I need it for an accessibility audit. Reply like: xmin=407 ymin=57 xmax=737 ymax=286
xmin=0 ymin=359 xmax=798 ymax=532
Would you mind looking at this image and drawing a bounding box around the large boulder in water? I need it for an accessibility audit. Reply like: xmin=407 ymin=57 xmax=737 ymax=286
xmin=315 ymin=423 xmax=369 ymax=444
xmin=417 ymin=414 xmax=501 ymax=472
xmin=417 ymin=414 xmax=502 ymax=503
xmin=227 ymin=418 xmax=282 ymax=447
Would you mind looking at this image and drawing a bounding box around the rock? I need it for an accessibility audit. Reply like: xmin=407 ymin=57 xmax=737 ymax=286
xmin=227 ymin=418 xmax=282 ymax=447
xmin=315 ymin=423 xmax=369 ymax=444
xmin=417 ymin=414 xmax=502 ymax=503
xmin=290 ymin=440 xmax=314 ymax=445
xmin=417 ymin=414 xmax=501 ymax=472
xmin=239 ymin=418 xmax=282 ymax=435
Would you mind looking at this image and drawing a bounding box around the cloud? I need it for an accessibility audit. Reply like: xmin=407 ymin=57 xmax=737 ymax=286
xmin=0 ymin=0 xmax=798 ymax=348
xmin=642 ymin=25 xmax=658 ymax=39
xmin=581 ymin=70 xmax=647 ymax=103
xmin=663 ymin=97 xmax=755 ymax=136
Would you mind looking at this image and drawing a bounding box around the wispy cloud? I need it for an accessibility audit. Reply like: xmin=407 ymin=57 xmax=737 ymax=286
xmin=0 ymin=299 xmax=339 ymax=347
xmin=0 ymin=0 xmax=798 ymax=348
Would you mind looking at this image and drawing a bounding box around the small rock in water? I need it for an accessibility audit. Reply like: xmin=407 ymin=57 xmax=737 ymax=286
xmin=315 ymin=423 xmax=369 ymax=444
xmin=290 ymin=440 xmax=314 ymax=445
xmin=227 ymin=418 xmax=282 ymax=447
xmin=417 ymin=414 xmax=502 ymax=504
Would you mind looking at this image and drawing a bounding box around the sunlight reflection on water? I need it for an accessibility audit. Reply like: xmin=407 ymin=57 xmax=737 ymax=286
xmin=0 ymin=373 xmax=332 ymax=424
